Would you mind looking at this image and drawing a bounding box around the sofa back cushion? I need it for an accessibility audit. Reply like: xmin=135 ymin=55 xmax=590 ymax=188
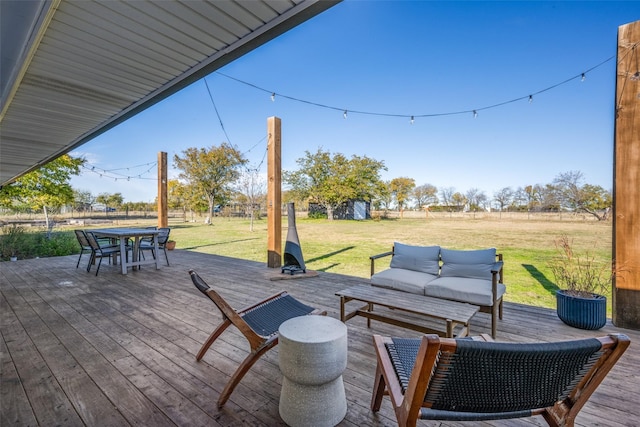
xmin=440 ymin=248 xmax=496 ymax=280
xmin=390 ymin=242 xmax=440 ymax=275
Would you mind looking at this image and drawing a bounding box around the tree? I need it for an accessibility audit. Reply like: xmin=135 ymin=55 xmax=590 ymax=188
xmin=237 ymin=167 xmax=266 ymax=231
xmin=167 ymin=179 xmax=194 ymax=222
xmin=284 ymin=148 xmax=386 ymax=220
xmin=451 ymin=192 xmax=467 ymax=211
xmin=173 ymin=143 xmax=247 ymax=222
xmin=440 ymin=187 xmax=455 ymax=207
xmin=96 ymin=192 xmax=123 ymax=211
xmin=579 ymin=184 xmax=612 ymax=220
xmin=511 ymin=187 xmax=528 ymax=210
xmin=0 ymin=154 xmax=84 ymax=230
xmin=372 ymin=180 xmax=392 ymax=211
xmin=553 ymin=171 xmax=611 ymax=220
xmin=465 ymin=188 xmax=487 ymax=211
xmin=413 ymin=184 xmax=439 ymax=209
xmin=493 ymin=187 xmax=513 ymax=212
xmin=389 ymin=177 xmax=415 ymax=215
xmin=72 ymin=189 xmax=95 ymax=212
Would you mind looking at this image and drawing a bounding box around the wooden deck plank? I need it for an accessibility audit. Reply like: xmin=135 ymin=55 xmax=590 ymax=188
xmin=0 ymin=295 xmax=39 ymax=426
xmin=1 ymin=251 xmax=639 ymax=426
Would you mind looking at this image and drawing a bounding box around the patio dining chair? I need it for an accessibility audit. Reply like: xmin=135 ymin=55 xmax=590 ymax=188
xmin=73 ymin=230 xmax=93 ymax=269
xmin=85 ymin=231 xmax=127 ymax=276
xmin=139 ymin=227 xmax=170 ymax=266
xmin=371 ymin=333 xmax=630 ymax=427
xmin=189 ymin=270 xmax=326 ymax=408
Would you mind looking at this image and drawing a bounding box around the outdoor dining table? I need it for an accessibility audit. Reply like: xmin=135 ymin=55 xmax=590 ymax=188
xmin=91 ymin=227 xmax=160 ymax=275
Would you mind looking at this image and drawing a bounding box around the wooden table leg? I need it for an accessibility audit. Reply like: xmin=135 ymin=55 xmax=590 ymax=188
xmin=446 ymin=319 xmax=453 ymax=338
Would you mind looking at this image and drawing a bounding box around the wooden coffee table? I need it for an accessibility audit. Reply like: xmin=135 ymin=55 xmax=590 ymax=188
xmin=336 ymin=284 xmax=479 ymax=338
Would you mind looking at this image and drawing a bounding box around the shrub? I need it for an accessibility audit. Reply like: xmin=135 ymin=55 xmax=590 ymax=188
xmin=1 ymin=225 xmax=26 ymax=260
xmin=0 ymin=227 xmax=77 ymax=260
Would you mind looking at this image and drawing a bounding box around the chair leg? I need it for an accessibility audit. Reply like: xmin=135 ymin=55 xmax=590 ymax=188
xmin=76 ymin=251 xmax=83 ymax=268
xmin=491 ymin=305 xmax=498 ymax=338
xmin=371 ymin=362 xmax=386 ymax=412
xmin=217 ymin=341 xmax=278 ymax=408
xmin=87 ymin=252 xmax=95 ymax=272
xmin=95 ymin=256 xmax=103 ymax=276
xmin=196 ymin=319 xmax=233 ymax=361
xmin=163 ymin=247 xmax=169 ymax=266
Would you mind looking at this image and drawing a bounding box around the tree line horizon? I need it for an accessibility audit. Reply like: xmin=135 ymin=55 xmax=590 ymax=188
xmin=0 ymin=146 xmax=612 ymax=222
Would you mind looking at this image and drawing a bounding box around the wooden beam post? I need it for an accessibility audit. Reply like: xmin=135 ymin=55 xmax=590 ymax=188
xmin=613 ymin=20 xmax=640 ymax=330
xmin=158 ymin=151 xmax=168 ymax=228
xmin=267 ymin=117 xmax=282 ymax=268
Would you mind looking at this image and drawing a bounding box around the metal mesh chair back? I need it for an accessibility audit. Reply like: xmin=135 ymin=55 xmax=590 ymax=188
xmin=74 ymin=229 xmax=91 ymax=248
xmin=386 ymin=337 xmax=604 ymax=416
xmin=85 ymin=231 xmax=103 ymax=251
xmin=157 ymin=228 xmax=170 ymax=245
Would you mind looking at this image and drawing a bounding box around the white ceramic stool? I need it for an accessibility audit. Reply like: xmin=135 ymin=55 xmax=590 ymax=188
xmin=278 ymin=315 xmax=348 ymax=427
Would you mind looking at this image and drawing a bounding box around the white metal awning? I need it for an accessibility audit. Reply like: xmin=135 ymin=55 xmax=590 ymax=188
xmin=0 ymin=0 xmax=340 ymax=186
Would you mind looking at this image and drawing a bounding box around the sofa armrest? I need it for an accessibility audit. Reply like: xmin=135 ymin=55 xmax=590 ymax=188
xmin=491 ymin=261 xmax=504 ymax=276
xmin=370 ymin=251 xmax=393 ymax=277
xmin=491 ymin=255 xmax=504 ymax=305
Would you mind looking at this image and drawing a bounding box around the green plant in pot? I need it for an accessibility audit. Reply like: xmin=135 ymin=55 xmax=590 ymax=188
xmin=549 ymin=235 xmax=617 ymax=330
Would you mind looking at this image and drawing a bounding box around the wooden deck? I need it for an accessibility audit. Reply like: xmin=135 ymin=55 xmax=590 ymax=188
xmin=1 ymin=250 xmax=639 ymax=426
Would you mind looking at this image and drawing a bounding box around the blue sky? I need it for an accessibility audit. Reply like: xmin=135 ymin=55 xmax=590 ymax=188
xmin=70 ymin=1 xmax=639 ymax=203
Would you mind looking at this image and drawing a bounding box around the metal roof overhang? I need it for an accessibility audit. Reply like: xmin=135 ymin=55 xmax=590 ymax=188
xmin=0 ymin=0 xmax=340 ymax=186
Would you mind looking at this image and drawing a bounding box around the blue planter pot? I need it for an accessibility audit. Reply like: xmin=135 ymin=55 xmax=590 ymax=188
xmin=556 ymin=290 xmax=607 ymax=330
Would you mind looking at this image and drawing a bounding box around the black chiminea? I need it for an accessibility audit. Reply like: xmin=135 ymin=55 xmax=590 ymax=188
xmin=282 ymin=202 xmax=306 ymax=275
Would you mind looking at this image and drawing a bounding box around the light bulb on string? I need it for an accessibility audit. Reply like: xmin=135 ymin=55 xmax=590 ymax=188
xmin=581 ymin=73 xmax=586 ymax=82
xmin=473 ymin=110 xmax=478 ymax=118
xmin=271 ymin=93 xmax=275 ymax=102
xmin=343 ymin=110 xmax=347 ymax=119
xmin=410 ymin=116 xmax=414 ymax=125
xmin=528 ymin=95 xmax=533 ymax=104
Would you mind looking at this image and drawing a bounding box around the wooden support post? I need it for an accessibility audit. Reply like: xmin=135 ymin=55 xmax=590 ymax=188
xmin=613 ymin=20 xmax=640 ymax=330
xmin=158 ymin=151 xmax=168 ymax=228
xmin=267 ymin=117 xmax=282 ymax=268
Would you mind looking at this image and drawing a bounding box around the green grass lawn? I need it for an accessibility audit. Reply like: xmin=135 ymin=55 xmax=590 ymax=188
xmin=166 ymin=215 xmax=613 ymax=314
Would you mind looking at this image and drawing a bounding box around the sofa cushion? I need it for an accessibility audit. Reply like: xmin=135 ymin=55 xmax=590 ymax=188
xmin=440 ymin=248 xmax=496 ymax=280
xmin=390 ymin=242 xmax=440 ymax=275
xmin=426 ymin=277 xmax=506 ymax=306
xmin=371 ymin=268 xmax=438 ymax=295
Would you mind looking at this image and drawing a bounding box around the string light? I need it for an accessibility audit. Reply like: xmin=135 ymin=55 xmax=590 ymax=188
xmin=81 ymin=162 xmax=157 ymax=182
xmin=343 ymin=110 xmax=348 ymax=119
xmin=271 ymin=92 xmax=276 ymax=102
xmin=214 ymin=48 xmax=627 ymax=122
xmin=473 ymin=110 xmax=478 ymax=118
xmin=410 ymin=116 xmax=414 ymax=125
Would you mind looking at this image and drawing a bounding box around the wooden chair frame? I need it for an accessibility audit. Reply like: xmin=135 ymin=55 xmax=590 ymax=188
xmin=371 ymin=333 xmax=630 ymax=427
xmin=189 ymin=270 xmax=326 ymax=408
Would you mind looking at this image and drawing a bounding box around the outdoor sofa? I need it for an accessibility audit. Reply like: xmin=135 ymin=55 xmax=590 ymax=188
xmin=370 ymin=242 xmax=505 ymax=337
